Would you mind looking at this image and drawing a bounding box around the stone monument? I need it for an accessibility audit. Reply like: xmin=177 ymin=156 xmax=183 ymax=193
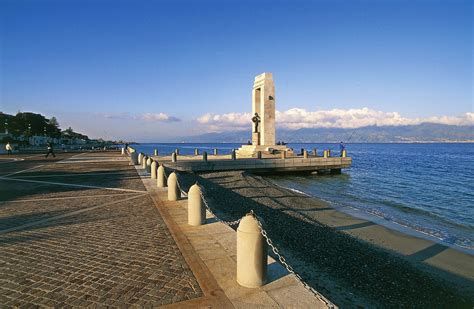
xmin=237 ymin=73 xmax=292 ymax=157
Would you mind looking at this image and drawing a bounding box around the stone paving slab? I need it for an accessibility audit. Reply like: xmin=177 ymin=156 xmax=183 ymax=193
xmin=0 ymin=194 xmax=139 ymax=231
xmin=0 ymin=152 xmax=204 ymax=307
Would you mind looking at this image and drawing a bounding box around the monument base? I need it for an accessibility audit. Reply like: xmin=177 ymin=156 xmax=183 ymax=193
xmin=236 ymin=144 xmax=294 ymax=158
xmin=252 ymin=132 xmax=260 ymax=145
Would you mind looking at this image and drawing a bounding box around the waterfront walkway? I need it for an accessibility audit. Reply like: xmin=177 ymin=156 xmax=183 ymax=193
xmin=0 ymin=151 xmax=322 ymax=308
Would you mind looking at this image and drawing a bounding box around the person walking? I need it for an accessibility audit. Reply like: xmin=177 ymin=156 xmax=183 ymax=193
xmin=5 ymin=142 xmax=12 ymax=155
xmin=45 ymin=142 xmax=56 ymax=158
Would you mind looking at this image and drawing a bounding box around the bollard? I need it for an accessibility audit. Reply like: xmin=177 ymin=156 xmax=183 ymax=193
xmin=171 ymin=152 xmax=177 ymax=162
xmin=175 ymin=148 xmax=180 ymax=155
xmin=146 ymin=157 xmax=152 ymax=173
xmin=157 ymin=165 xmax=167 ymax=187
xmin=194 ymin=148 xmax=199 ymax=156
xmin=214 ymin=148 xmax=218 ymax=156
xmin=300 ymin=148 xmax=305 ymax=156
xmin=257 ymin=151 xmax=262 ymax=159
xmin=303 ymin=149 xmax=308 ymax=159
xmin=231 ymin=149 xmax=236 ymax=160
xmin=313 ymin=148 xmax=318 ymax=157
xmin=328 ymin=150 xmax=331 ymax=157
xmin=121 ymin=147 xmax=125 ymax=155
xmin=154 ymin=149 xmax=158 ymax=156
xmin=138 ymin=153 xmax=143 ymax=165
xmin=151 ymin=161 xmax=157 ymax=179
xmin=323 ymin=150 xmax=328 ymax=158
xmin=142 ymin=156 xmax=148 ymax=169
xmin=167 ymin=172 xmax=180 ymax=201
xmin=281 ymin=150 xmax=286 ymax=159
xmin=237 ymin=213 xmax=267 ymax=288
xmin=188 ymin=183 xmax=206 ymax=226
xmin=202 ymin=151 xmax=208 ymax=161
xmin=341 ymin=149 xmax=347 ymax=158
xmin=130 ymin=152 xmax=139 ymax=165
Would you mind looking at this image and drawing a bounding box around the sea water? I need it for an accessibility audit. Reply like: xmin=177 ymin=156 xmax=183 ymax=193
xmin=135 ymin=143 xmax=474 ymax=251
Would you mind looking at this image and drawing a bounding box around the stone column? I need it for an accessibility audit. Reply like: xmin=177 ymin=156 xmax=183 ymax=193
xmin=252 ymin=73 xmax=275 ymax=146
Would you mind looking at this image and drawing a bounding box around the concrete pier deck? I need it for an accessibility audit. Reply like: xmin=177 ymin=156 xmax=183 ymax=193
xmin=0 ymin=151 xmax=329 ymax=308
xmin=153 ymin=154 xmax=352 ymax=174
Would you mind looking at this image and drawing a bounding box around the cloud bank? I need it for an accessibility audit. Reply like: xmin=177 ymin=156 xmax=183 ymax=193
xmin=197 ymin=108 xmax=474 ymax=132
xmin=97 ymin=112 xmax=181 ymax=122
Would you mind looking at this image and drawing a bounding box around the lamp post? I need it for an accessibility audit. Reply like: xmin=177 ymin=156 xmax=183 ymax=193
xmin=4 ymin=120 xmax=8 ymax=134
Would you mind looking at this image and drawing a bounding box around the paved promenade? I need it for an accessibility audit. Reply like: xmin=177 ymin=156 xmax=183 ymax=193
xmin=0 ymin=152 xmax=203 ymax=307
xmin=0 ymin=151 xmax=326 ymax=308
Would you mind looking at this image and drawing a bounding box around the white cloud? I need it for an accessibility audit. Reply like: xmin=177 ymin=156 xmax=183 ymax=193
xmin=96 ymin=112 xmax=180 ymax=122
xmin=140 ymin=113 xmax=181 ymax=122
xmin=196 ymin=108 xmax=474 ymax=131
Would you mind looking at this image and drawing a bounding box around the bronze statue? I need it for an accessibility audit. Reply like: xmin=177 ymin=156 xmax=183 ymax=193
xmin=251 ymin=113 xmax=261 ymax=133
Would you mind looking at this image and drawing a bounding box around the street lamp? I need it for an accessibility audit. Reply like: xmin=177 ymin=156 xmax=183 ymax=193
xmin=44 ymin=126 xmax=47 ymax=136
xmin=4 ymin=120 xmax=8 ymax=134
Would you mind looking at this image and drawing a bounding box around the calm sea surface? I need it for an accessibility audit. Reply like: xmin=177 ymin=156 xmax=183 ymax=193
xmin=135 ymin=143 xmax=474 ymax=251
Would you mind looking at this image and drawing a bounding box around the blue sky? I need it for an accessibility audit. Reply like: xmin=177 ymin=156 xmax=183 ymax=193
xmin=0 ymin=0 xmax=472 ymax=141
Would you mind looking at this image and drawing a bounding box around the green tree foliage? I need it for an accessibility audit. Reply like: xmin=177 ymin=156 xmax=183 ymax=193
xmin=0 ymin=112 xmax=68 ymax=139
xmin=62 ymin=126 xmax=89 ymax=140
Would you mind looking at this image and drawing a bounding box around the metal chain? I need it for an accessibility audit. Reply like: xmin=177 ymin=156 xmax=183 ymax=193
xmin=251 ymin=212 xmax=334 ymax=308
xmin=176 ymin=177 xmax=188 ymax=197
xmin=169 ymin=179 xmax=332 ymax=307
xmin=199 ymin=191 xmax=242 ymax=226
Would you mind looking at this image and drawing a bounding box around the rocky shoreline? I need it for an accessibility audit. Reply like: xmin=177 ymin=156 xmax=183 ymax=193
xmin=174 ymin=169 xmax=473 ymax=308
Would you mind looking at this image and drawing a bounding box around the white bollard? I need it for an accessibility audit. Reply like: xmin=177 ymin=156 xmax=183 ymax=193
xmin=130 ymin=152 xmax=139 ymax=165
xmin=175 ymin=148 xmax=180 ymax=155
xmin=303 ymin=149 xmax=308 ymax=159
xmin=167 ymin=172 xmax=180 ymax=201
xmin=237 ymin=213 xmax=267 ymax=288
xmin=194 ymin=148 xmax=199 ymax=156
xmin=323 ymin=150 xmax=328 ymax=158
xmin=138 ymin=153 xmax=143 ymax=164
xmin=121 ymin=147 xmax=125 ymax=155
xmin=341 ymin=149 xmax=347 ymax=158
xmin=154 ymin=149 xmax=158 ymax=156
xmin=146 ymin=157 xmax=152 ymax=173
xmin=142 ymin=156 xmax=148 ymax=169
xmin=151 ymin=161 xmax=158 ymax=179
xmin=172 ymin=152 xmax=177 ymax=162
xmin=157 ymin=165 xmax=166 ymax=187
xmin=188 ymin=183 xmax=206 ymax=226
xmin=214 ymin=148 xmax=218 ymax=156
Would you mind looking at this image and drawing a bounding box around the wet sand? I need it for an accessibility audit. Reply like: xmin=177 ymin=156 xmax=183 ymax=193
xmin=175 ymin=169 xmax=474 ymax=308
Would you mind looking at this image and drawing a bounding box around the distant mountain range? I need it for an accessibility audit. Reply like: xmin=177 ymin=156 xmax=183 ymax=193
xmin=181 ymin=123 xmax=474 ymax=143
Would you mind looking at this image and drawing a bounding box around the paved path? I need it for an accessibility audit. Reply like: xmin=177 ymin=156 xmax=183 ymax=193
xmin=0 ymin=152 xmax=203 ymax=307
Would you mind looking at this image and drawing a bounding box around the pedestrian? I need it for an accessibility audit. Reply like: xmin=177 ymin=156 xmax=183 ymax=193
xmin=45 ymin=142 xmax=56 ymax=158
xmin=6 ymin=142 xmax=12 ymax=155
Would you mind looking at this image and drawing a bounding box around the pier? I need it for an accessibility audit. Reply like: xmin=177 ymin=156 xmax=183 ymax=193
xmin=152 ymin=153 xmax=352 ymax=174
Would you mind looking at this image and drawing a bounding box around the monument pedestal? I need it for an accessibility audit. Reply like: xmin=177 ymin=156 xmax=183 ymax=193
xmin=236 ymin=144 xmax=293 ymax=158
xmin=252 ymin=132 xmax=260 ymax=146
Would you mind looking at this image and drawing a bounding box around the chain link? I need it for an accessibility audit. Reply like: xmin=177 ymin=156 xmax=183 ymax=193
xmin=176 ymin=176 xmax=188 ymax=197
xmin=250 ymin=211 xmax=335 ymax=308
xmin=168 ymin=178 xmax=333 ymax=307
xmin=199 ymin=191 xmax=242 ymax=226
